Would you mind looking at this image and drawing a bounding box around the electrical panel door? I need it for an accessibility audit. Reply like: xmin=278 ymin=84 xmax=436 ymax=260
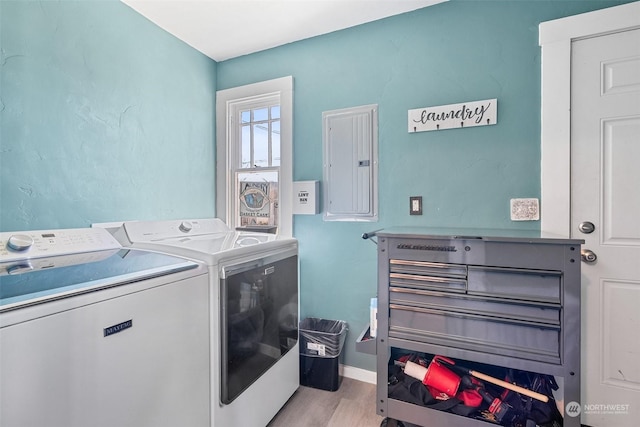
xmin=322 ymin=104 xmax=378 ymax=221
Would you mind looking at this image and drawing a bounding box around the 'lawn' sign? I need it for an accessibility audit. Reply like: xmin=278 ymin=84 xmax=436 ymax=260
xmin=408 ymin=98 xmax=497 ymax=133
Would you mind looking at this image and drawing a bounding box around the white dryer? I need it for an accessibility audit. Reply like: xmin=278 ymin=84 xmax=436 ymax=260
xmin=0 ymin=227 xmax=210 ymax=427
xmin=111 ymin=218 xmax=299 ymax=427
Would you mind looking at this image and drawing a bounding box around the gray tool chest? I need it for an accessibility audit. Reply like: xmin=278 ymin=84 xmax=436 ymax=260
xmin=361 ymin=227 xmax=583 ymax=427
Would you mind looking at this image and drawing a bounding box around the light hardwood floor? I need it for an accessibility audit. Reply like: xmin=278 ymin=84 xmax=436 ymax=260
xmin=267 ymin=377 xmax=385 ymax=427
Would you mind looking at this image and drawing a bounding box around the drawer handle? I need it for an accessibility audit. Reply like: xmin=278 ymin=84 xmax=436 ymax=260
xmin=390 ymin=273 xmax=466 ymax=284
xmin=391 ymin=259 xmax=464 ymax=269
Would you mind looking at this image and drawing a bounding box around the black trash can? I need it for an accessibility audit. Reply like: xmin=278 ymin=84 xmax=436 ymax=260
xmin=299 ymin=318 xmax=348 ymax=391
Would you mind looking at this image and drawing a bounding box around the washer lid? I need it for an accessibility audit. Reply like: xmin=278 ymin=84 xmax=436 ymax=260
xmin=145 ymin=230 xmax=276 ymax=252
xmin=0 ymin=249 xmax=199 ymax=311
xmin=118 ymin=218 xmax=231 ymax=243
xmin=113 ymin=218 xmax=295 ymax=265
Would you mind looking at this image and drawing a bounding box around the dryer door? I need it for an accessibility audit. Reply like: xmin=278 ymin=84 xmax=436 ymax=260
xmin=220 ymin=253 xmax=298 ymax=404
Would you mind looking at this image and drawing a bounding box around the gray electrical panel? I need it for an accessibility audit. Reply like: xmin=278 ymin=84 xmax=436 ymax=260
xmin=322 ymin=104 xmax=378 ymax=221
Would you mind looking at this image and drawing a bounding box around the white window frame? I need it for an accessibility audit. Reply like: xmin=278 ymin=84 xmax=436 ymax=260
xmin=216 ymin=77 xmax=293 ymax=237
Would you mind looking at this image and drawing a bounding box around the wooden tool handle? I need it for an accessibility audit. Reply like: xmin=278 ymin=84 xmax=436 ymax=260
xmin=469 ymin=370 xmax=549 ymax=403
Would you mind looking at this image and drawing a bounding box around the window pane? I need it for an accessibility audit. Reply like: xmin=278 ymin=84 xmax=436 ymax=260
xmin=241 ymin=125 xmax=251 ymax=168
xmin=253 ymin=108 xmax=268 ymax=122
xmin=241 ymin=111 xmax=251 ymax=124
xmin=272 ymin=120 xmax=280 ymax=166
xmin=253 ymin=124 xmax=269 ymax=167
xmin=270 ymin=106 xmax=280 ymax=120
xmin=237 ymin=170 xmax=279 ymax=229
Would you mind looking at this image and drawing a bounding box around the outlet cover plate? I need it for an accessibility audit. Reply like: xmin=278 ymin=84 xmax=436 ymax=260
xmin=510 ymin=198 xmax=539 ymax=221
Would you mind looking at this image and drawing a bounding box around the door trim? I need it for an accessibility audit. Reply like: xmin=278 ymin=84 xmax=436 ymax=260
xmin=539 ymin=2 xmax=640 ymax=237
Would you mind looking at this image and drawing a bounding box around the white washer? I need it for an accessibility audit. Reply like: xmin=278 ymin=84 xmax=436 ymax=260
xmin=0 ymin=227 xmax=210 ymax=427
xmin=111 ymin=218 xmax=299 ymax=427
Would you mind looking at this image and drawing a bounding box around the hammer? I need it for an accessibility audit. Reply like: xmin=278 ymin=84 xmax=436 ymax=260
xmin=437 ymin=359 xmax=549 ymax=403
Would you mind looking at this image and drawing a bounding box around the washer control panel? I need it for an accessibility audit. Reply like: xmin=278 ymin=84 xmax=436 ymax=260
xmin=0 ymin=227 xmax=122 ymax=262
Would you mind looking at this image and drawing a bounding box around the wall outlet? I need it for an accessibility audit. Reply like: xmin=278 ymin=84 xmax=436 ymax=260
xmin=410 ymin=196 xmax=422 ymax=215
xmin=510 ymin=198 xmax=539 ymax=221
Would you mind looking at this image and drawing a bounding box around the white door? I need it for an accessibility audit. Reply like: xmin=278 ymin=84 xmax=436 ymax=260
xmin=571 ymin=28 xmax=640 ymax=427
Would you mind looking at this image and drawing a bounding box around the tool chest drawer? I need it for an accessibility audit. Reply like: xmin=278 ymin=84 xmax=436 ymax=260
xmin=389 ymin=287 xmax=561 ymax=325
xmin=389 ymin=260 xmax=467 ymax=278
xmin=389 ymin=272 xmax=467 ymax=293
xmin=389 ymin=259 xmax=467 ymax=292
xmin=467 ymin=266 xmax=562 ymax=304
xmin=388 ymin=303 xmax=561 ymax=364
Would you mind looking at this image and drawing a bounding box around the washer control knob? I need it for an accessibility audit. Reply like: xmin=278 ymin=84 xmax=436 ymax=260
xmin=179 ymin=221 xmax=193 ymax=233
xmin=7 ymin=262 xmax=34 ymax=275
xmin=7 ymin=234 xmax=34 ymax=252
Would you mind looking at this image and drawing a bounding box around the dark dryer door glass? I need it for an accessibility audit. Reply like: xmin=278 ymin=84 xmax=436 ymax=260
xmin=220 ymin=253 xmax=298 ymax=404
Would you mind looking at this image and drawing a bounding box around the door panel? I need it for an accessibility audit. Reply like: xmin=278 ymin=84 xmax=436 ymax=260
xmin=571 ymin=28 xmax=640 ymax=427
xmin=602 ymin=280 xmax=640 ymax=390
xmin=602 ymin=117 xmax=640 ymax=244
xmin=602 ymin=55 xmax=640 ymax=95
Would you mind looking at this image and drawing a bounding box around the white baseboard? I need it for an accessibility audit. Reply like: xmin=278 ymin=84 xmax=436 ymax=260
xmin=340 ymin=364 xmax=377 ymax=384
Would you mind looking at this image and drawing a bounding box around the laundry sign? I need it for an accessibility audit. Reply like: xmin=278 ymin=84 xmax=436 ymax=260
xmin=408 ymin=98 xmax=497 ymax=133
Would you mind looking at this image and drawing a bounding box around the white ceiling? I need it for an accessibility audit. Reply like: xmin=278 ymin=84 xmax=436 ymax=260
xmin=122 ymin=0 xmax=447 ymax=61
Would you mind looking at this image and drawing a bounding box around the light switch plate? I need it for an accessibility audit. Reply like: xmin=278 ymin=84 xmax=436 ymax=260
xmin=510 ymin=198 xmax=539 ymax=221
xmin=410 ymin=196 xmax=422 ymax=215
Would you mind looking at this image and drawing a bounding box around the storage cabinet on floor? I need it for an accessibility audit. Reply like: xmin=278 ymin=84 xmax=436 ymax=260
xmin=369 ymin=228 xmax=583 ymax=427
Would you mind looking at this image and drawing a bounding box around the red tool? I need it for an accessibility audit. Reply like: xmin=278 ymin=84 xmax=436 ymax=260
xmin=477 ymin=387 xmax=519 ymax=424
xmin=404 ymin=355 xmax=461 ymax=397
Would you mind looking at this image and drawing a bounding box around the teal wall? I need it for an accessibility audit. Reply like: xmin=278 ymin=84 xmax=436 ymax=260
xmin=0 ymin=0 xmax=216 ymax=230
xmin=1 ymin=0 xmax=634 ymax=372
xmin=217 ymin=0 xmax=634 ymax=371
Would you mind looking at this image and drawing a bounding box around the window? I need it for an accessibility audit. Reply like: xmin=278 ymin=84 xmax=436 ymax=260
xmin=237 ymin=103 xmax=280 ymax=231
xmin=241 ymin=105 xmax=280 ymax=168
xmin=216 ymin=77 xmax=293 ymax=236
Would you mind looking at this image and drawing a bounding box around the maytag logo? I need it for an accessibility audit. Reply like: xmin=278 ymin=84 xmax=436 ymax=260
xmin=104 ymin=319 xmax=133 ymax=337
xmin=397 ymin=244 xmax=457 ymax=252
